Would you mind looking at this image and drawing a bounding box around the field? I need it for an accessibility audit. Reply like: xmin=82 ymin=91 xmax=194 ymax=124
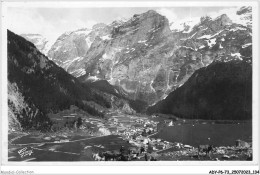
xmin=151 ymin=123 xmax=252 ymax=147
xmin=10 ymin=134 xmax=93 ymax=145
xmin=8 ymin=135 xmax=133 ymax=161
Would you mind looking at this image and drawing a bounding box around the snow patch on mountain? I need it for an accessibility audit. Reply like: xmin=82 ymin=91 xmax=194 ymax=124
xmin=102 ymin=53 xmax=108 ymax=59
xmin=230 ymin=26 xmax=247 ymax=32
xmin=181 ymin=45 xmax=195 ymax=50
xmin=206 ymin=38 xmax=216 ymax=48
xmin=101 ymin=35 xmax=112 ymax=40
xmin=150 ymin=80 xmax=156 ymax=92
xmin=169 ymin=17 xmax=200 ymax=33
xmin=197 ymin=34 xmax=212 ymax=40
xmin=85 ymin=37 xmax=93 ymax=48
xmin=87 ymin=75 xmax=100 ymax=81
xmin=231 ymin=52 xmax=242 ymax=60
xmin=188 ymin=32 xmax=197 ymax=39
xmin=138 ymin=40 xmax=148 ymax=43
xmin=199 ymin=45 xmax=205 ymax=49
xmin=63 ymin=57 xmax=84 ymax=71
xmin=130 ymin=48 xmax=135 ymax=52
xmin=70 ymin=68 xmax=86 ymax=77
xmin=242 ymin=43 xmax=252 ymax=48
xmin=198 ymin=30 xmax=224 ymax=40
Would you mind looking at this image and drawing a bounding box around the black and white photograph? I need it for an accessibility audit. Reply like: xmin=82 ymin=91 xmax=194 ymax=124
xmin=0 ymin=0 xmax=259 ymax=174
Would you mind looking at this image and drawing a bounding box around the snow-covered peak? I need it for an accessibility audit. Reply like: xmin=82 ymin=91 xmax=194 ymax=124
xmin=210 ymin=7 xmax=252 ymax=27
xmin=169 ymin=17 xmax=201 ymax=33
xmin=21 ymin=34 xmax=53 ymax=55
xmin=74 ymin=28 xmax=92 ymax=35
xmin=111 ymin=17 xmax=130 ymax=28
xmin=92 ymin=23 xmax=107 ymax=30
xmin=115 ymin=17 xmax=129 ymax=23
xmin=162 ymin=6 xmax=252 ymax=34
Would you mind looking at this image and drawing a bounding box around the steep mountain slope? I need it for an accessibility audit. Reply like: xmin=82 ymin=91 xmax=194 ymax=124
xmin=7 ymin=30 xmax=119 ymax=131
xmin=24 ymin=7 xmax=252 ymax=106
xmin=20 ymin=34 xmax=52 ymax=55
xmin=147 ymin=60 xmax=252 ymax=120
xmin=82 ymin=80 xmax=148 ymax=113
xmin=8 ymin=82 xmax=24 ymax=131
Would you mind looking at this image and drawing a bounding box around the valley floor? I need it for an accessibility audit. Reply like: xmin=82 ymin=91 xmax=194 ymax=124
xmin=8 ymin=111 xmax=252 ymax=161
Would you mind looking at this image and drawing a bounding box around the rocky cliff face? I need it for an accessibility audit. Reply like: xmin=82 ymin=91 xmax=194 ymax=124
xmin=24 ymin=7 xmax=252 ymax=106
xmin=47 ymin=24 xmax=112 ymax=77
xmin=80 ymin=10 xmax=173 ymax=104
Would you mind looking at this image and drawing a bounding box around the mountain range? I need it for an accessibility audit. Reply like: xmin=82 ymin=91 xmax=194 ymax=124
xmin=8 ymin=6 xmax=252 ymax=131
xmin=21 ymin=7 xmax=252 ymax=106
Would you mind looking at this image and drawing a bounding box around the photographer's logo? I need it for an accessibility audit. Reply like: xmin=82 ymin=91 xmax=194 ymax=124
xmin=18 ymin=147 xmax=33 ymax=158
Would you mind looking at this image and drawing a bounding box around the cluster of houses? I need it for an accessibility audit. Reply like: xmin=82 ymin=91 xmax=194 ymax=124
xmin=129 ymin=136 xmax=173 ymax=151
xmin=117 ymin=118 xmax=158 ymax=137
xmin=107 ymin=117 xmax=175 ymax=153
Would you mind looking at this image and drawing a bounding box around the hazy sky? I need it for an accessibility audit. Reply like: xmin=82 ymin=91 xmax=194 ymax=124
xmin=7 ymin=6 xmax=237 ymax=43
